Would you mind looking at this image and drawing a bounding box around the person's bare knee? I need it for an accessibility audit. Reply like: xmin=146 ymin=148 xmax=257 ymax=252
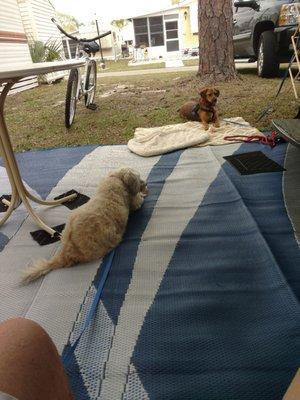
xmin=0 ymin=317 xmax=41 ymax=335
xmin=0 ymin=318 xmax=73 ymax=400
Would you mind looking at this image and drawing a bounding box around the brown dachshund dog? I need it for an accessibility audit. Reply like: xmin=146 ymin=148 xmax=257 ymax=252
xmin=179 ymin=87 xmax=220 ymax=130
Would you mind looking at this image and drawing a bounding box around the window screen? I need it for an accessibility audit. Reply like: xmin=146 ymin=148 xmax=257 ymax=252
xmin=166 ymin=40 xmax=179 ymax=52
xmin=133 ymin=18 xmax=149 ymax=47
xmin=149 ymin=16 xmax=164 ymax=46
xmin=165 ymin=19 xmax=179 ymax=52
xmin=164 ymin=14 xmax=179 ymax=20
xmin=166 ymin=30 xmax=178 ymax=39
xmin=165 ymin=21 xmax=178 ymax=30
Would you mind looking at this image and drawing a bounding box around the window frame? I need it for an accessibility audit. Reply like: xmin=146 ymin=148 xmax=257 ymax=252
xmin=133 ymin=18 xmax=150 ymax=47
xmin=133 ymin=15 xmax=165 ymax=48
xmin=149 ymin=16 xmax=164 ymax=47
xmin=164 ymin=18 xmax=179 ymax=52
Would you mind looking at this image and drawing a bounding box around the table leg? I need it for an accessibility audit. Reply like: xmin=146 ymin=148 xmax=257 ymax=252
xmin=0 ymin=185 xmax=19 ymax=227
xmin=25 ymin=189 xmax=76 ymax=206
xmin=0 ymin=88 xmax=20 ymax=226
xmin=0 ymin=80 xmax=76 ymax=236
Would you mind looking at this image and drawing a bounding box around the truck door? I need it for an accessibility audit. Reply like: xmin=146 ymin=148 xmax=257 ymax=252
xmin=233 ymin=3 xmax=256 ymax=57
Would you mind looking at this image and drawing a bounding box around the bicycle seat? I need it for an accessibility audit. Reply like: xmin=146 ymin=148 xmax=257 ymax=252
xmin=81 ymin=41 xmax=100 ymax=55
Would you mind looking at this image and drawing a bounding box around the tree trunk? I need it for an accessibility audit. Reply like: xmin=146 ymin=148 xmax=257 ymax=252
xmin=198 ymin=0 xmax=237 ymax=83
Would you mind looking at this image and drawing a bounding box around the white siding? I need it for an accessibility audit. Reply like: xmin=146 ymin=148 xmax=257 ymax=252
xmin=18 ymin=0 xmax=36 ymax=40
xmin=0 ymin=42 xmax=32 ymax=63
xmin=190 ymin=2 xmax=198 ymax=33
xmin=0 ymin=0 xmax=37 ymax=94
xmin=18 ymin=0 xmax=62 ymax=43
xmin=18 ymin=0 xmax=66 ymax=81
xmin=31 ymin=0 xmax=61 ymax=42
xmin=1 ymin=0 xmax=25 ymax=31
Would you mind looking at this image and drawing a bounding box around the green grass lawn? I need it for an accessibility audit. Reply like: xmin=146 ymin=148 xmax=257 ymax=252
xmin=98 ymin=59 xmax=165 ymax=72
xmin=183 ymin=59 xmax=199 ymax=67
xmin=4 ymin=68 xmax=298 ymax=152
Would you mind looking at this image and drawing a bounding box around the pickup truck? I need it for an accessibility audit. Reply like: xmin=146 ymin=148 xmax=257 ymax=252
xmin=233 ymin=0 xmax=299 ymax=77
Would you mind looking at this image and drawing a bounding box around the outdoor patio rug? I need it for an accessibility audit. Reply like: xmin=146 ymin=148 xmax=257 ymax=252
xmin=0 ymin=142 xmax=299 ymax=400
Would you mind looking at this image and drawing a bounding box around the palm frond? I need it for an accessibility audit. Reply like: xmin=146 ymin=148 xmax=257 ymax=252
xmin=44 ymin=39 xmax=62 ymax=62
xmin=29 ymin=40 xmax=46 ymax=63
xmin=28 ymin=39 xmax=62 ymax=63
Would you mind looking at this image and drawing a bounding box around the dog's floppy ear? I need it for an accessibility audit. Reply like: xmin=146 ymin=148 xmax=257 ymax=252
xmin=199 ymin=87 xmax=208 ymax=98
xmin=214 ymin=88 xmax=220 ymax=97
xmin=120 ymin=168 xmax=140 ymax=195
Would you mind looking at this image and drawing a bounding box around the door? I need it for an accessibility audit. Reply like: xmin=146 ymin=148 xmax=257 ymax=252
xmin=233 ymin=3 xmax=256 ymax=57
xmin=165 ymin=19 xmax=179 ymax=52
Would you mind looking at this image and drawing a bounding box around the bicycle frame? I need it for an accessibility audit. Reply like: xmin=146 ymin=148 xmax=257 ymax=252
xmin=73 ymin=52 xmax=94 ymax=104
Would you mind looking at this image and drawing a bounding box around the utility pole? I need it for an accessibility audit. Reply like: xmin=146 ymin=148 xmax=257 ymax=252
xmin=95 ymin=18 xmax=105 ymax=69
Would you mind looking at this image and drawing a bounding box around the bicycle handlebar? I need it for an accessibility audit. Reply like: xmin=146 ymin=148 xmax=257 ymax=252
xmin=51 ymin=18 xmax=111 ymax=42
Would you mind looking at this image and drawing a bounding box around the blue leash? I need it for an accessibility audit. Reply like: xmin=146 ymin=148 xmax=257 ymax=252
xmin=62 ymin=249 xmax=116 ymax=367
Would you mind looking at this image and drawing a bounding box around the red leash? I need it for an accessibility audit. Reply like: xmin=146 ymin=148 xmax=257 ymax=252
xmin=224 ymin=132 xmax=278 ymax=148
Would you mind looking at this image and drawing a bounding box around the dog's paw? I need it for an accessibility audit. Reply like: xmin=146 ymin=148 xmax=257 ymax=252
xmin=131 ymin=192 xmax=145 ymax=211
xmin=140 ymin=181 xmax=149 ymax=198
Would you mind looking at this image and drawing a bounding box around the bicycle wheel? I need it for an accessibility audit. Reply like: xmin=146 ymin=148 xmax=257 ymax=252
xmin=65 ymin=68 xmax=79 ymax=128
xmin=84 ymin=60 xmax=97 ymax=107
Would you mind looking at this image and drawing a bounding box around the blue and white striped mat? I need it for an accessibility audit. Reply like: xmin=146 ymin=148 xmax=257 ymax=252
xmin=0 ymin=143 xmax=299 ymax=400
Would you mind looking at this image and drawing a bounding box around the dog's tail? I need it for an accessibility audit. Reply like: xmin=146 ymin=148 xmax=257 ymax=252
xmin=22 ymin=251 xmax=70 ymax=284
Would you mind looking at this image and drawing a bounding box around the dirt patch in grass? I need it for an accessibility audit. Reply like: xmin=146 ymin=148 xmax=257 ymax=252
xmin=98 ymin=59 xmax=165 ymax=73
xmin=99 ymin=84 xmax=166 ymax=98
xmin=4 ymin=68 xmax=298 ymax=152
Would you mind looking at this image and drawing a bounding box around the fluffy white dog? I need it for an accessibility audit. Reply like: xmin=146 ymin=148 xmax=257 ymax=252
xmin=23 ymin=168 xmax=148 ymax=283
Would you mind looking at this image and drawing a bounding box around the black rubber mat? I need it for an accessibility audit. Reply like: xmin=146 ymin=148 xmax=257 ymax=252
xmin=54 ymin=190 xmax=90 ymax=210
xmin=30 ymin=190 xmax=89 ymax=245
xmin=30 ymin=224 xmax=65 ymax=246
xmin=224 ymin=151 xmax=285 ymax=175
xmin=0 ymin=195 xmax=11 ymax=212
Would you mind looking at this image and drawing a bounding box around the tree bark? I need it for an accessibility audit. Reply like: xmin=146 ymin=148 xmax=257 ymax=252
xmin=198 ymin=0 xmax=237 ymax=83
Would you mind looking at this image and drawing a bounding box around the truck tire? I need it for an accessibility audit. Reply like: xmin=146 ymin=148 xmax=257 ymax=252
xmin=257 ymin=30 xmax=279 ymax=78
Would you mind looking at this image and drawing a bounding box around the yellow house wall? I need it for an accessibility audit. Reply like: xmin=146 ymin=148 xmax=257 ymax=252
xmin=180 ymin=6 xmax=198 ymax=49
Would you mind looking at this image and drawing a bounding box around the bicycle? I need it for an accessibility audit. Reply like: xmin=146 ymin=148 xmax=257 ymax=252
xmin=51 ymin=18 xmax=111 ymax=128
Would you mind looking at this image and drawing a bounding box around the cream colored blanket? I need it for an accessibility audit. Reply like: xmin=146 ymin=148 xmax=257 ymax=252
xmin=128 ymin=117 xmax=262 ymax=157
